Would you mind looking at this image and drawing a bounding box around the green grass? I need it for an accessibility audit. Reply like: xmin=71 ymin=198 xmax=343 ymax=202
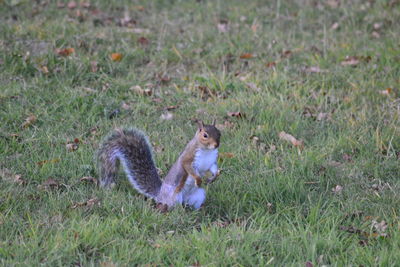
xmin=1 ymin=0 xmax=400 ymax=265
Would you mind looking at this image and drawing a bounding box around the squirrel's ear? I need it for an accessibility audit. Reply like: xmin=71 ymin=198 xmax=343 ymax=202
xmin=197 ymin=120 xmax=204 ymax=130
xmin=212 ymin=119 xmax=216 ymax=126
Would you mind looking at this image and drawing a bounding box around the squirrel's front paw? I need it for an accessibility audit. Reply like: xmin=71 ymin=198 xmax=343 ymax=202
xmin=206 ymin=169 xmax=221 ymax=184
xmin=195 ymin=178 xmax=202 ymax=187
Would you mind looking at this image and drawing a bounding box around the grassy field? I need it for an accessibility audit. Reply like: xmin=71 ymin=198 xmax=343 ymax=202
xmin=1 ymin=0 xmax=400 ymax=265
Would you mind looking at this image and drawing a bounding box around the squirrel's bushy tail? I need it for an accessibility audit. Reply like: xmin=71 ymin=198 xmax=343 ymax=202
xmin=97 ymin=128 xmax=162 ymax=198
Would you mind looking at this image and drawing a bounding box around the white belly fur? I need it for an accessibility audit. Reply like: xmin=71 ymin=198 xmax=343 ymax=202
xmin=193 ymin=148 xmax=218 ymax=176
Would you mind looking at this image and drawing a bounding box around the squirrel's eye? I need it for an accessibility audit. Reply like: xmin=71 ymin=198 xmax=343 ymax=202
xmin=203 ymin=133 xmax=208 ymax=138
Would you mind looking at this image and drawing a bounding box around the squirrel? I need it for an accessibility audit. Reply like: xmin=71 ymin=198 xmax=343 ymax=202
xmin=97 ymin=120 xmax=221 ymax=211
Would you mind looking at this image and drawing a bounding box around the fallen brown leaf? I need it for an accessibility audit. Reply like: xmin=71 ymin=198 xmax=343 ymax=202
xmin=80 ymin=1 xmax=90 ymax=8
xmin=372 ymin=220 xmax=388 ymax=235
xmin=265 ymin=62 xmax=276 ymax=68
xmin=331 ymin=22 xmax=340 ymax=30
xmin=80 ymin=176 xmax=98 ymax=185
xmin=217 ymin=19 xmax=229 ymax=33
xmin=138 ymin=37 xmax=149 ymax=46
xmin=37 ymin=158 xmax=61 ymax=166
xmin=245 ymin=82 xmax=261 ymax=92
xmin=160 ymin=112 xmax=173 ymax=120
xmin=56 ymin=48 xmax=75 ymax=57
xmin=164 ymin=105 xmax=179 ymax=111
xmin=219 ymin=152 xmax=235 ymax=158
xmin=341 ymin=56 xmax=359 ymax=66
xmin=90 ymin=61 xmax=98 ymax=72
xmin=67 ymin=1 xmax=77 ymax=9
xmin=39 ymin=178 xmax=60 ymax=190
xmin=71 ymin=198 xmax=99 ymax=209
xmin=379 ymin=88 xmax=391 ymax=96
xmin=281 ymin=50 xmax=292 ymax=58
xmin=227 ymin=111 xmax=244 ymax=119
xmin=371 ymin=31 xmax=380 ymax=38
xmin=22 ymin=115 xmax=37 ymax=128
xmin=66 ymin=142 xmax=78 ymax=152
xmin=304 ymin=66 xmax=328 ymax=73
xmin=197 ymin=85 xmax=215 ymax=100
xmin=14 ymin=174 xmax=27 ymax=185
xmin=215 ymin=120 xmax=235 ymax=130
xmin=240 ymin=53 xmax=253 ymax=59
xmin=157 ymin=74 xmax=171 ymax=83
xmin=278 ymin=131 xmax=303 ymax=147
xmin=40 ymin=65 xmax=49 ymax=74
xmin=121 ymin=102 xmax=132 ymax=110
xmin=332 ymin=185 xmax=343 ymax=194
xmin=130 ymin=85 xmax=152 ymax=96
xmin=110 ymin=53 xmax=123 ymax=61
xmin=342 ymin=153 xmax=352 ymax=162
xmin=316 ymin=112 xmax=331 ymax=121
xmin=1 ymin=169 xmax=27 ymax=185
xmin=251 ymin=22 xmax=260 ymax=33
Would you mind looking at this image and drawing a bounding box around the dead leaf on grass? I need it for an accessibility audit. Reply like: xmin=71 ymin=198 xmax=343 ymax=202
xmin=0 ymin=169 xmax=27 ymax=185
xmin=341 ymin=56 xmax=360 ymax=66
xmin=371 ymin=220 xmax=388 ymax=235
xmin=157 ymin=74 xmax=171 ymax=84
xmin=240 ymin=53 xmax=253 ymax=59
xmin=90 ymin=61 xmax=98 ymax=72
xmin=14 ymin=174 xmax=27 ymax=185
xmin=342 ymin=153 xmax=352 ymax=162
xmin=245 ymin=82 xmax=261 ymax=92
xmin=281 ymin=50 xmax=292 ymax=58
xmin=304 ymin=66 xmax=328 ymax=73
xmin=331 ymin=22 xmax=340 ymax=30
xmin=227 ymin=111 xmax=245 ymax=119
xmin=67 ymin=1 xmax=77 ymax=9
xmin=217 ymin=19 xmax=229 ymax=33
xmin=164 ymin=105 xmax=179 ymax=111
xmin=130 ymin=85 xmax=152 ymax=96
xmin=38 ymin=178 xmax=60 ymax=190
xmin=372 ymin=31 xmax=381 ymax=38
xmin=265 ymin=62 xmax=276 ymax=68
xmin=215 ymin=120 xmax=235 ymax=130
xmin=118 ymin=12 xmax=136 ymax=27
xmin=40 ymin=65 xmax=49 ymax=74
xmin=219 ymin=152 xmax=235 ymax=158
xmin=138 ymin=37 xmax=149 ymax=46
xmin=110 ymin=53 xmax=123 ymax=61
xmin=80 ymin=1 xmax=90 ymax=8
xmin=71 ymin=198 xmax=99 ymax=209
xmin=22 ymin=114 xmax=37 ymax=128
xmin=121 ymin=102 xmax=132 ymax=110
xmin=80 ymin=176 xmax=98 ymax=185
xmin=160 ymin=112 xmax=173 ymax=120
xmin=379 ymin=88 xmax=391 ymax=96
xmin=316 ymin=112 xmax=331 ymax=121
xmin=37 ymin=158 xmax=61 ymax=166
xmin=332 ymin=185 xmax=343 ymax=194
xmin=56 ymin=48 xmax=75 ymax=57
xmin=66 ymin=143 xmax=79 ymax=152
xmin=278 ymin=131 xmax=303 ymax=147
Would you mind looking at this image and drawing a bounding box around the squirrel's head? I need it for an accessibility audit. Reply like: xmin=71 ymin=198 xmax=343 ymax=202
xmin=196 ymin=119 xmax=221 ymax=149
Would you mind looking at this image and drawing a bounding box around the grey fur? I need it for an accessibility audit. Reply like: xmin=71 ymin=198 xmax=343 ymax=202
xmin=97 ymin=128 xmax=162 ymax=198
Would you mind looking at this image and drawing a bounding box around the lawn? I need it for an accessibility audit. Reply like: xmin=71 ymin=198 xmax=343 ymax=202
xmin=1 ymin=0 xmax=400 ymax=266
